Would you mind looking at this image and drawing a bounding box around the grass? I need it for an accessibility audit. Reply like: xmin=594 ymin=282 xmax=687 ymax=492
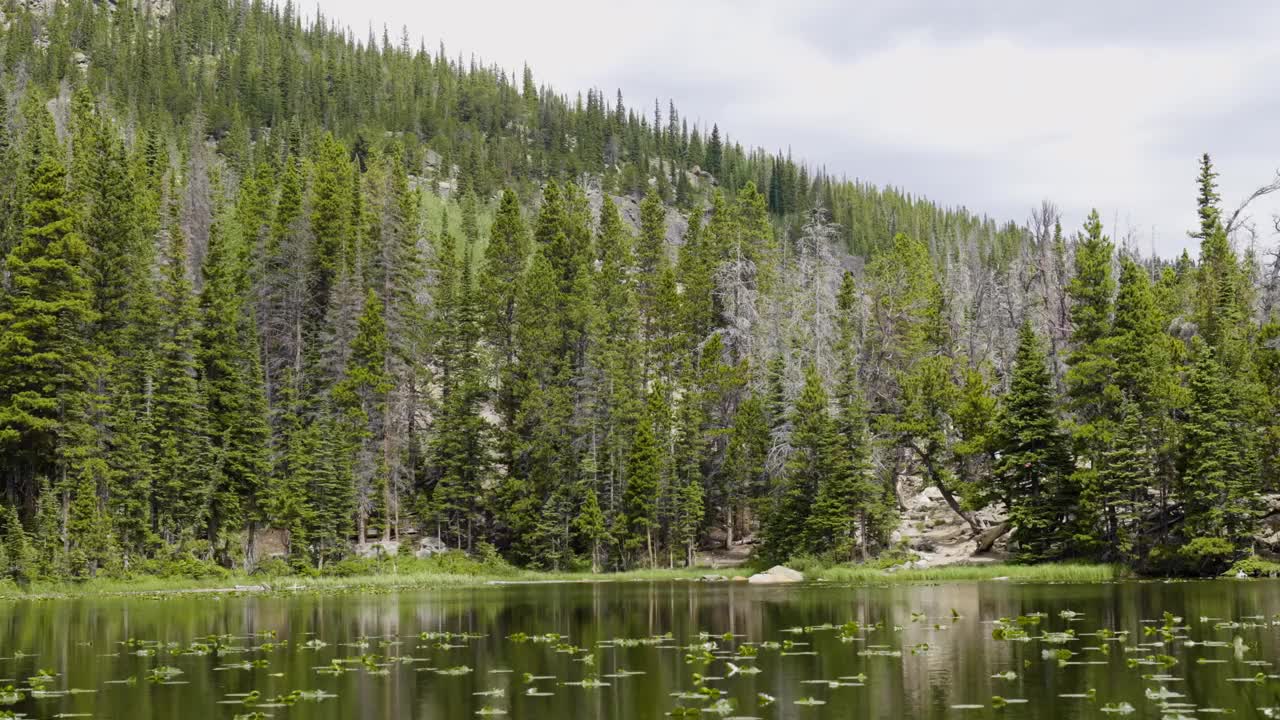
xmin=0 ymin=556 xmax=1142 ymax=600
xmin=812 ymin=562 xmax=1122 ymax=584
xmin=0 ymin=560 xmax=723 ymax=599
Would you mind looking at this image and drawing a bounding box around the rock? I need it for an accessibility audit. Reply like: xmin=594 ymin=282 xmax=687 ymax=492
xmin=354 ymin=540 xmax=399 ymax=558
xmin=747 ymin=565 xmax=804 ymax=584
xmin=415 ymin=536 xmax=448 ymax=559
xmin=732 ymin=575 xmax=748 ymax=582
xmin=974 ymin=521 xmax=1012 ymax=553
xmin=700 ymin=574 xmax=729 ymax=582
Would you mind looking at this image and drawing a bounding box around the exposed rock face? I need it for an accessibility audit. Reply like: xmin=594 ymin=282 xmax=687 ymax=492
xmin=246 ymin=527 xmax=290 ymax=565
xmin=354 ymin=540 xmax=399 ymax=558
xmin=893 ymin=483 xmax=1007 ymax=567
xmin=747 ymin=565 xmax=804 ymax=584
xmin=582 ymin=182 xmax=689 ymax=248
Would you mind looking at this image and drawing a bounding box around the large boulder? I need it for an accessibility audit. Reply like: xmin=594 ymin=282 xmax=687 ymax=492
xmin=416 ymin=536 xmax=448 ymax=559
xmin=747 ymin=565 xmax=804 ymax=585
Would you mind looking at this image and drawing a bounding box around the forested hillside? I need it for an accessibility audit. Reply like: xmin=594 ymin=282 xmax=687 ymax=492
xmin=0 ymin=0 xmax=1277 ymax=580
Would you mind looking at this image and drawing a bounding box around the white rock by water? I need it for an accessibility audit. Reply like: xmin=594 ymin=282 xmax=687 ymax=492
xmin=747 ymin=565 xmax=804 ymax=585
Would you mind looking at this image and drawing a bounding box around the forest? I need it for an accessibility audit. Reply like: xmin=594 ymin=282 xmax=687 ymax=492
xmin=0 ymin=0 xmax=1278 ymax=582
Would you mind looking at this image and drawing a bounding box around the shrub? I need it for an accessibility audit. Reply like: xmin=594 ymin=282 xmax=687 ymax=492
xmin=252 ymin=557 xmax=293 ymax=578
xmin=1226 ymin=555 xmax=1280 ymax=577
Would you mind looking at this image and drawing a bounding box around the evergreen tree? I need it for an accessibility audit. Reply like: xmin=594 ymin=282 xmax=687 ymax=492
xmin=0 ymin=504 xmax=33 ymax=582
xmin=481 ymin=188 xmax=529 ymax=474
xmin=1095 ymin=398 xmax=1152 ymax=564
xmin=334 ymin=289 xmax=392 ymax=542
xmin=429 ymin=232 xmax=491 ymax=550
xmin=760 ymin=365 xmax=829 ymax=565
xmin=806 ymin=372 xmax=874 ymax=561
xmin=199 ymin=208 xmax=270 ymax=554
xmin=1178 ymin=338 xmax=1255 ymax=572
xmin=994 ymin=322 xmax=1075 ymax=563
xmin=705 ymin=124 xmax=723 ymax=178
xmin=151 ymin=193 xmax=212 ymax=543
xmin=0 ymin=149 xmax=95 ymax=508
xmin=1065 ymin=210 xmax=1116 ymax=555
xmin=622 ymin=397 xmax=662 ymax=568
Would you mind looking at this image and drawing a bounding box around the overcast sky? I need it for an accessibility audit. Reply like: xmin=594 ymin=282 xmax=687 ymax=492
xmin=316 ymin=0 xmax=1280 ymax=258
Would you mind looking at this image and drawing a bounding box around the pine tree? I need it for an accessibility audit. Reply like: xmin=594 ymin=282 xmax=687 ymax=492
xmin=720 ymin=391 xmax=768 ymax=550
xmin=334 ymin=289 xmax=393 ymax=542
xmin=622 ymin=397 xmax=662 ymax=568
xmin=481 ymin=188 xmax=529 ymax=472
xmin=429 ymin=236 xmax=491 ymax=550
xmin=1065 ymin=210 xmax=1116 ymax=556
xmin=994 ymin=322 xmax=1075 ymax=563
xmin=573 ymin=481 xmax=608 ymax=572
xmin=0 ymin=504 xmax=33 ymax=582
xmin=151 ymin=192 xmax=212 ymax=543
xmin=1178 ymin=338 xmax=1254 ymax=571
xmin=584 ymin=196 xmax=641 ymax=553
xmin=705 ymin=124 xmax=723 ymax=178
xmin=807 ymin=373 xmax=874 ymax=561
xmin=0 ymin=149 xmax=95 ymax=507
xmin=1110 ymin=257 xmax=1176 ymax=551
xmin=760 ymin=364 xmax=829 ymax=565
xmin=199 ymin=208 xmax=270 ymax=554
xmin=670 ymin=378 xmax=706 ymax=568
xmin=265 ymin=369 xmax=316 ymax=561
xmin=1096 ymin=398 xmax=1152 ymax=564
xmin=306 ymin=133 xmax=354 ymax=346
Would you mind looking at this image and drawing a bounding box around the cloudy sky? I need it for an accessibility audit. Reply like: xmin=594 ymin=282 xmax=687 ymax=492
xmin=317 ymin=0 xmax=1280 ymax=257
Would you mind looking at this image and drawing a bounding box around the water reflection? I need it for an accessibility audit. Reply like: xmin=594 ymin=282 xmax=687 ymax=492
xmin=1 ymin=579 xmax=1278 ymax=718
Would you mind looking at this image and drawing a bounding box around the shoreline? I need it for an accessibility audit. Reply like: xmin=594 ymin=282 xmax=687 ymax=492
xmin=0 ymin=562 xmax=1131 ymax=600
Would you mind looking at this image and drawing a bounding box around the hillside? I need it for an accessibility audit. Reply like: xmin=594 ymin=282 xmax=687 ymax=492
xmin=0 ymin=0 xmax=1277 ymax=580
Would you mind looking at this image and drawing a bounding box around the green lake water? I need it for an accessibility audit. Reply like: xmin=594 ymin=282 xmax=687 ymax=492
xmin=3 ymin=579 xmax=1280 ymax=718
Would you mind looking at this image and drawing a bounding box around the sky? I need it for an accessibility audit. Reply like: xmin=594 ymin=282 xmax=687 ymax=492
xmin=314 ymin=0 xmax=1280 ymax=258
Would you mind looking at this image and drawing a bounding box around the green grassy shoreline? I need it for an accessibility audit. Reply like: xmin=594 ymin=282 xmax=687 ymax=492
xmin=0 ymin=562 xmax=1133 ymax=600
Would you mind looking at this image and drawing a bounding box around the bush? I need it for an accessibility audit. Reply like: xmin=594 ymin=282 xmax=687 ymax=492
xmin=416 ymin=549 xmax=516 ymax=576
xmin=252 ymin=557 xmax=293 ymax=578
xmin=323 ymin=557 xmax=381 ymax=578
xmin=1226 ymin=555 xmax=1280 ymax=577
xmin=1146 ymin=536 xmax=1238 ymax=576
xmin=132 ymin=552 xmax=231 ymax=580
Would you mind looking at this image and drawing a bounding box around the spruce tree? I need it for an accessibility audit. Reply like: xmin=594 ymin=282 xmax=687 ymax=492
xmin=1065 ymin=210 xmax=1116 ymax=555
xmin=995 ymin=322 xmax=1075 ymax=563
xmin=0 ymin=149 xmax=95 ymax=502
xmin=0 ymin=504 xmax=33 ymax=582
xmin=481 ymin=188 xmax=529 ymax=475
xmin=760 ymin=364 xmax=829 ymax=565
xmin=622 ymin=398 xmax=662 ymax=568
xmin=334 ymin=289 xmax=392 ymax=542
xmin=1096 ymin=398 xmax=1152 ymax=564
xmin=199 ymin=209 xmax=271 ymax=553
xmin=151 ymin=193 xmax=212 ymax=543
xmin=705 ymin=124 xmax=723 ymax=178
xmin=1179 ymin=338 xmax=1254 ymax=571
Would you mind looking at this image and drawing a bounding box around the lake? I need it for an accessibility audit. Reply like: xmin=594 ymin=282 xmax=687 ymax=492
xmin=2 ymin=578 xmax=1279 ymax=718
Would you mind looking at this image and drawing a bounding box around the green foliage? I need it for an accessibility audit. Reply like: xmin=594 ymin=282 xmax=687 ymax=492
xmin=0 ymin=4 xmax=1272 ymax=582
xmin=995 ymin=322 xmax=1075 ymax=563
